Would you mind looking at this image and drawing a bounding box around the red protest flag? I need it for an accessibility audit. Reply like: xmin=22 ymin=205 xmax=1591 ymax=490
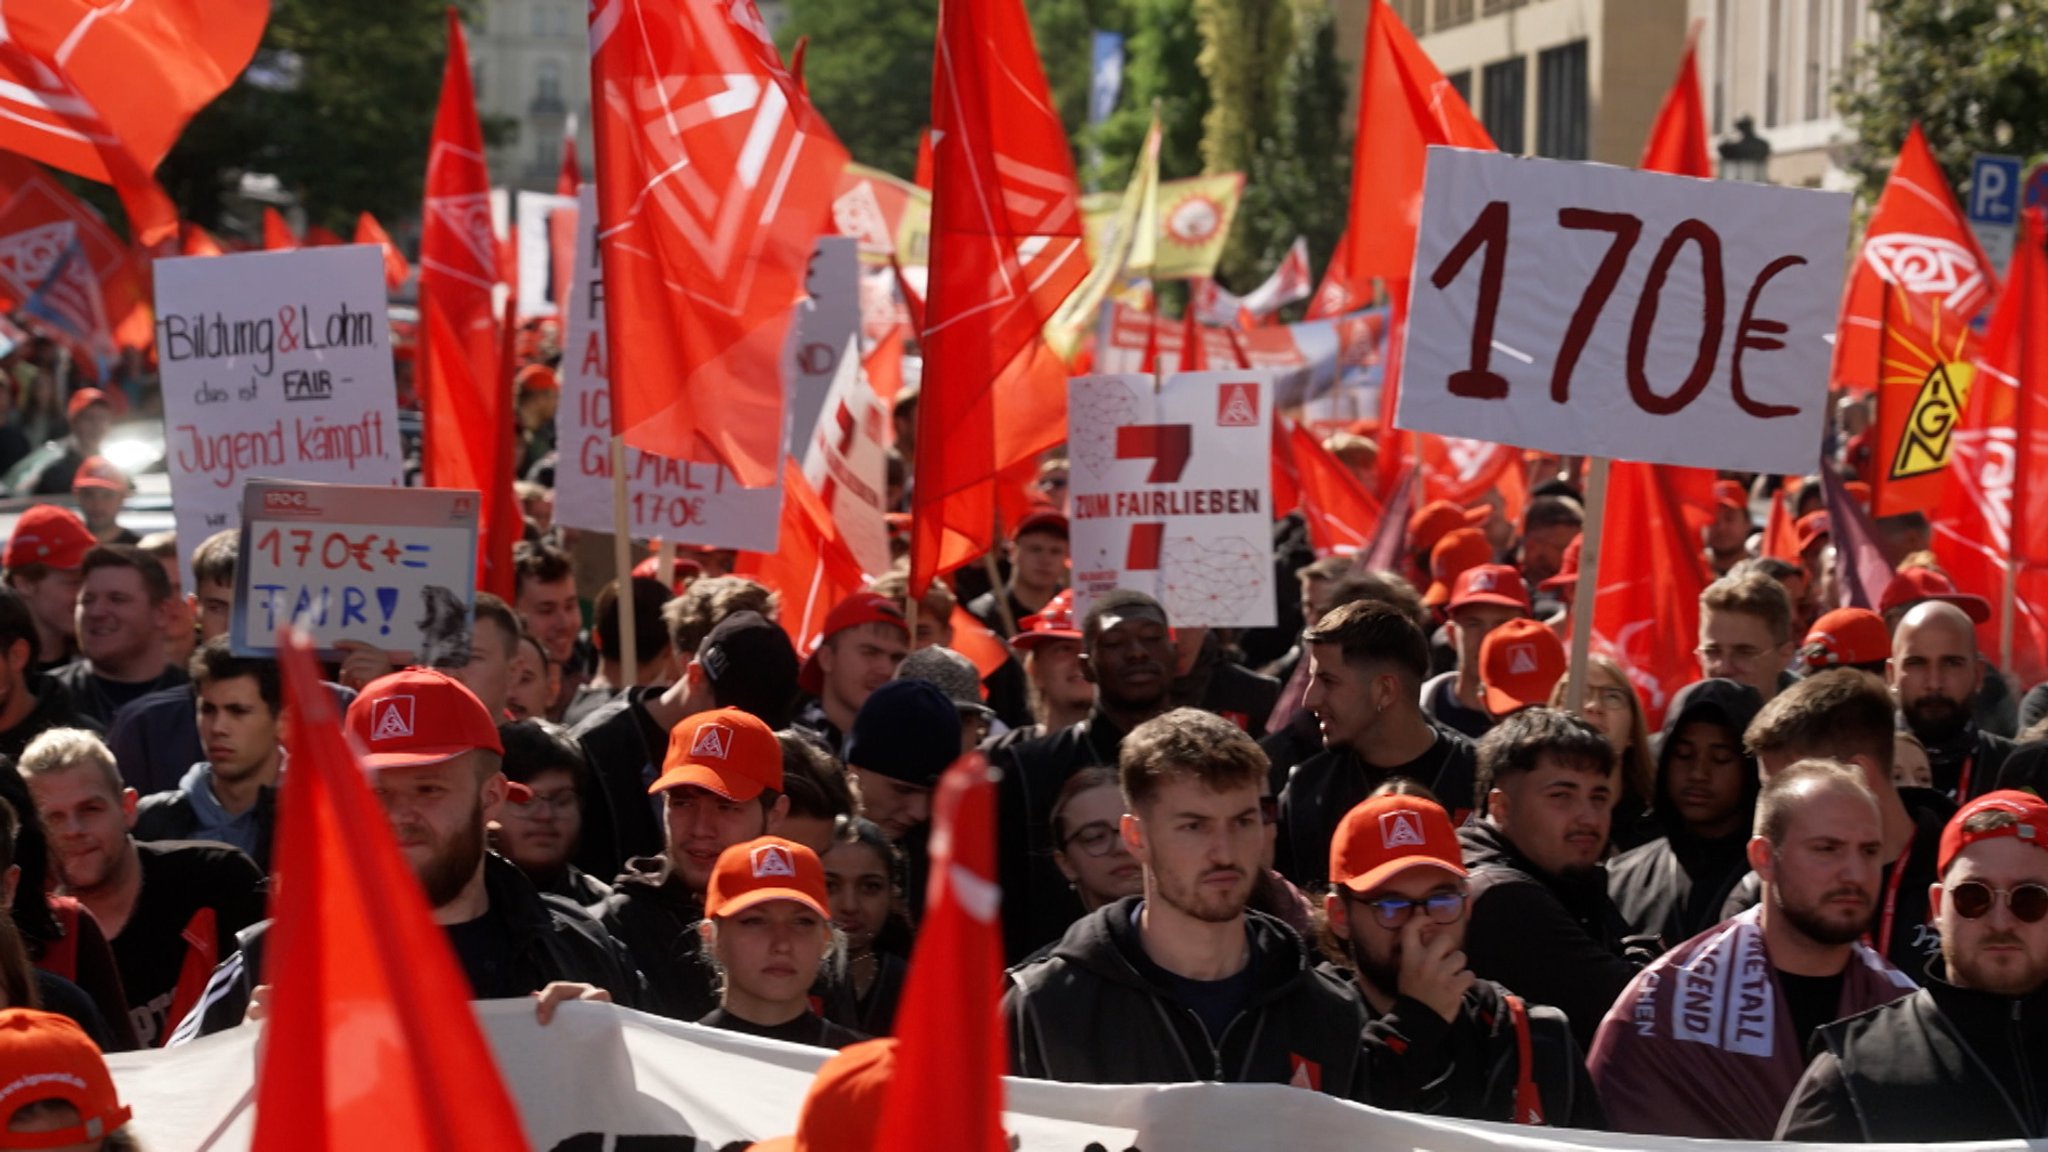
xmin=1937 ymin=209 xmax=2048 ymax=682
xmin=0 ymin=155 xmax=148 ymax=369
xmin=875 ymin=754 xmax=1006 ymax=1152
xmin=262 ymin=207 xmax=297 ymax=251
xmin=305 ymin=224 xmax=346 ymax=247
xmin=1639 ymin=24 xmax=1711 ymax=179
xmin=1592 ymin=461 xmax=1710 ymax=729
xmin=1178 ymin=302 xmax=1207 ymax=372
xmin=1340 ymin=0 xmax=1494 ymax=288
xmin=355 ymin=212 xmax=412 ymax=292
xmin=0 ymin=0 xmax=265 ymax=247
xmin=1306 ymin=231 xmax=1370 ymax=320
xmin=914 ymin=126 xmax=936 ymax=191
xmin=733 ymin=460 xmax=866 ymax=651
xmin=180 ymin=222 xmax=225 ymax=257
xmin=254 ymin=629 xmax=531 ymax=1151
xmin=1761 ymin=486 xmax=1800 ymax=563
xmin=911 ymin=0 xmax=1088 ymax=595
xmin=1287 ymin=422 xmax=1385 ymax=556
xmin=1833 ymin=124 xmax=1994 ymax=395
xmin=419 ymin=8 xmax=514 ymax=599
xmin=555 ymin=116 xmax=580 ymax=197
xmin=948 ymin=607 xmax=1009 ymax=680
xmin=590 ymin=0 xmax=847 ymax=489
xmin=1869 ymin=279 xmax=1981 ymax=518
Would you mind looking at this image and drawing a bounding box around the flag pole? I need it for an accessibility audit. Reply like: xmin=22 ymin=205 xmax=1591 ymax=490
xmin=610 ymin=436 xmax=638 ymax=687
xmin=1563 ymin=456 xmax=1611 ymax=710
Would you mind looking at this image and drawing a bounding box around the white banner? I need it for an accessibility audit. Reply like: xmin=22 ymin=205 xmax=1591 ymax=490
xmin=786 ymin=236 xmax=862 ymax=459
xmin=1068 ymin=372 xmax=1276 ymax=628
xmin=1397 ymin=147 xmax=1850 ymax=475
xmin=515 ymin=191 xmax=577 ymax=320
xmin=554 ymin=186 xmax=782 ymax=550
xmin=800 ymin=336 xmax=892 ymax=575
xmin=153 ymin=246 xmax=404 ymax=581
xmin=110 ymin=1000 xmax=2023 ymax=1152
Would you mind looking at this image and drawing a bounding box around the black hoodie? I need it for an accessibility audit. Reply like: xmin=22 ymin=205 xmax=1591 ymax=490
xmin=1607 ymin=678 xmax=1763 ymax=946
xmin=1004 ymin=897 xmax=1375 ymax=1098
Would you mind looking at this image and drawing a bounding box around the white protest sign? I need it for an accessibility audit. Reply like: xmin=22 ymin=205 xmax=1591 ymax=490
xmin=800 ymin=335 xmax=892 ymax=575
xmin=515 ymin=190 xmax=577 ymax=319
xmin=555 ymin=186 xmax=782 ymax=549
xmin=229 ymin=480 xmax=477 ymax=662
xmin=786 ymin=235 xmax=861 ymax=457
xmin=154 ymin=246 xmax=403 ymax=580
xmin=1068 ymin=372 xmax=1275 ymax=627
xmin=1397 ymin=147 xmax=1850 ymax=475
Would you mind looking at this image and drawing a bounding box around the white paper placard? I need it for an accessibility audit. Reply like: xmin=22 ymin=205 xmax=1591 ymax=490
xmin=153 ymin=246 xmax=404 ymax=580
xmin=1068 ymin=371 xmax=1276 ymax=628
xmin=554 ymin=186 xmax=782 ymax=549
xmin=1397 ymin=147 xmax=1851 ymax=475
xmin=515 ymin=190 xmax=577 ymax=319
xmin=800 ymin=335 xmax=892 ymax=575
xmin=786 ymin=235 xmax=862 ymax=457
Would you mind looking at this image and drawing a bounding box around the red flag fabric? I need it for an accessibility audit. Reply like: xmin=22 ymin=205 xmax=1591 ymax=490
xmin=262 ymin=207 xmax=297 ymax=251
xmin=1833 ymin=124 xmax=1994 ymax=395
xmin=864 ymin=324 xmax=908 ymax=406
xmin=914 ymin=126 xmax=935 ymax=191
xmin=734 ymin=461 xmax=867 ymax=652
xmin=1761 ymin=486 xmax=1800 ymax=563
xmin=555 ymin=119 xmax=580 ymax=197
xmin=0 ymin=0 xmax=265 ymax=247
xmin=911 ymin=0 xmax=1088 ymax=595
xmin=1639 ymin=26 xmax=1711 ymax=178
xmin=1869 ymin=281 xmax=1982 ymax=518
xmin=355 ymin=212 xmax=412 ymax=292
xmin=305 ymin=224 xmax=346 ymax=247
xmin=0 ymin=156 xmax=147 ymax=367
xmin=889 ymin=252 xmax=927 ymax=338
xmin=948 ymin=606 xmax=1008 ymax=680
xmin=1287 ymin=422 xmax=1386 ymax=556
xmin=419 ymin=9 xmax=514 ymax=599
xmin=1137 ymin=302 xmax=1163 ymax=376
xmin=1178 ymin=303 xmax=1207 ymax=371
xmin=1340 ymin=0 xmax=1494 ymax=288
xmin=874 ymin=753 xmax=1006 ymax=1152
xmin=1306 ymin=231 xmax=1370 ymax=320
xmin=179 ymin=222 xmax=225 ymax=257
xmin=590 ymin=0 xmax=847 ymax=488
xmin=254 ymin=629 xmax=531 ymax=1151
xmin=1936 ymin=209 xmax=2048 ymax=682
xmin=1592 ymin=462 xmax=1710 ymax=728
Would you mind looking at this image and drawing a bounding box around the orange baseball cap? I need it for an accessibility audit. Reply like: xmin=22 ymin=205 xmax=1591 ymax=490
xmin=650 ymin=707 xmax=783 ymax=801
xmin=64 ymin=388 xmax=110 ymax=422
xmin=1407 ymin=500 xmax=1488 ymax=558
xmin=750 ymin=1038 xmax=899 ymax=1152
xmin=345 ymin=668 xmax=505 ymax=770
xmin=514 ymin=363 xmax=559 ymax=394
xmin=796 ymin=591 xmax=907 ymax=695
xmin=704 ymin=835 xmax=829 ymax=920
xmin=1330 ymin=794 xmax=1467 ymax=895
xmin=1423 ymin=528 xmax=1493 ymax=607
xmin=1480 ymin=617 xmax=1567 ymax=716
xmin=1447 ymin=563 xmax=1530 ymax=614
xmin=72 ymin=456 xmax=129 ymax=492
xmin=2 ymin=504 xmax=95 ymax=571
xmin=1800 ymin=607 xmax=1891 ymax=672
xmin=1012 ymin=588 xmax=1082 ymax=651
xmin=1538 ymin=533 xmax=1583 ymax=593
xmin=1795 ymin=511 xmax=1831 ymax=554
xmin=1939 ymin=790 xmax=2048 ymax=876
xmin=0 ymin=1008 xmax=131 ymax=1145
xmin=1713 ymin=479 xmax=1750 ymax=514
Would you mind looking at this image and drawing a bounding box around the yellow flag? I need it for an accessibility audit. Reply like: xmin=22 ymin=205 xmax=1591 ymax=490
xmin=1080 ymin=171 xmax=1243 ymax=282
xmin=1044 ymin=114 xmax=1161 ymax=360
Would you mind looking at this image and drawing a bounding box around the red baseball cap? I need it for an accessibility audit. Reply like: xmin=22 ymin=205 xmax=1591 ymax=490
xmin=72 ymin=456 xmax=129 ymax=492
xmin=1796 ymin=511 xmax=1831 ymax=554
xmin=1423 ymin=528 xmax=1493 ymax=608
xmin=704 ymin=835 xmax=829 ymax=920
xmin=2 ymin=504 xmax=95 ymax=571
xmin=1447 ymin=563 xmax=1530 ymax=614
xmin=1714 ymin=479 xmax=1751 ymax=516
xmin=1480 ymin=617 xmax=1567 ymax=716
xmin=797 ymin=592 xmax=907 ymax=695
xmin=64 ymin=388 xmax=110 ymax=422
xmin=345 ymin=668 xmax=506 ymax=770
xmin=650 ymin=707 xmax=783 ymax=801
xmin=1407 ymin=500 xmax=1488 ymax=558
xmin=514 ymin=363 xmax=559 ymax=394
xmin=1538 ymin=533 xmax=1584 ymax=593
xmin=1879 ymin=567 xmax=1992 ymax=624
xmin=1012 ymin=588 xmax=1083 ymax=651
xmin=1844 ymin=480 xmax=1873 ymax=511
xmin=1013 ymin=504 xmax=1069 ymax=541
xmin=0 ymin=1009 xmax=130 ymax=1145
xmin=1800 ymin=607 xmax=1891 ymax=672
xmin=1330 ymin=794 xmax=1467 ymax=895
xmin=750 ymin=1038 xmax=899 ymax=1152
xmin=1938 ymin=790 xmax=2048 ymax=877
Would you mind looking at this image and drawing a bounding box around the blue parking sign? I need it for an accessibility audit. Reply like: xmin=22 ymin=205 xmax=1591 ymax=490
xmin=2028 ymin=162 xmax=2048 ymax=212
xmin=1969 ymin=154 xmax=2022 ymax=226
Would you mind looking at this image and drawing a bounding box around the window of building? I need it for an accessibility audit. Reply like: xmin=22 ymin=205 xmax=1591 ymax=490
xmin=1481 ymin=0 xmax=1526 ymax=14
xmin=532 ymin=3 xmax=547 ymax=37
xmin=1433 ymin=0 xmax=1474 ymax=31
xmin=1447 ymin=69 xmax=1473 ymax=106
xmin=1482 ymin=56 xmax=1527 ymax=155
xmin=1536 ymin=41 xmax=1588 ymax=160
xmin=536 ymin=58 xmax=561 ymax=102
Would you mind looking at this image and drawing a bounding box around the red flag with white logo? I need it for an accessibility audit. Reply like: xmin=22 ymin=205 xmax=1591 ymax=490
xmin=1592 ymin=461 xmax=1709 ymax=728
xmin=910 ymin=0 xmax=1088 ymax=596
xmin=1305 ymin=231 xmax=1369 ymax=320
xmin=1286 ymin=421 xmax=1385 ymax=556
xmin=0 ymin=155 xmax=147 ymax=368
xmin=0 ymin=0 xmax=266 ymax=247
xmin=733 ymin=460 xmax=867 ymax=651
xmin=588 ymin=0 xmax=847 ymax=489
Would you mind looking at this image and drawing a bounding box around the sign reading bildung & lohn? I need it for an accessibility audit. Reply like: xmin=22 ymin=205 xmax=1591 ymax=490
xmin=1067 ymin=372 xmax=1275 ymax=628
xmin=154 ymin=245 xmax=404 ymax=580
xmin=555 ymin=186 xmax=782 ymax=549
xmin=231 ymin=480 xmax=479 ymax=662
xmin=1396 ymin=147 xmax=1851 ymax=476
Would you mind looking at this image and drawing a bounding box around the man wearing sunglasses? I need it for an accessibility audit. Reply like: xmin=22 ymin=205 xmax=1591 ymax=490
xmin=1778 ymin=790 xmax=2048 ymax=1141
xmin=1324 ymin=789 xmax=1602 ymax=1126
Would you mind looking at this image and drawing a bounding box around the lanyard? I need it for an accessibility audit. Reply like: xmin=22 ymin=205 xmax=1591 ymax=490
xmin=1956 ymin=751 xmax=1975 ymax=802
xmin=1872 ymin=834 xmax=1914 ymax=954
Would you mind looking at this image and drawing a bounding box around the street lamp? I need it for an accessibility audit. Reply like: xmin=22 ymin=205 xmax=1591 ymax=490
xmin=1718 ymin=116 xmax=1773 ymax=182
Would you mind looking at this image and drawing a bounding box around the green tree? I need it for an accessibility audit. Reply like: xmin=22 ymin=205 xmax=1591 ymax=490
xmin=1089 ymin=0 xmax=1208 ymax=190
xmin=1240 ymin=0 xmax=1350 ymax=302
xmin=779 ymin=0 xmax=939 ymax=178
xmin=1194 ymin=0 xmax=1291 ymax=287
xmin=160 ymin=0 xmax=463 ymax=235
xmin=1838 ymin=0 xmax=2048 ymax=196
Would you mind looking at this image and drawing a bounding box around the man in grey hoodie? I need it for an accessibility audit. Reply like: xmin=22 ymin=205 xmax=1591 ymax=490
xmin=133 ymin=638 xmax=280 ymax=873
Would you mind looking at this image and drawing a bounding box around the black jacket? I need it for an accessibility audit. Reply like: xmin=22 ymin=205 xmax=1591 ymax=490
xmin=1777 ymin=971 xmax=2048 ymax=1141
xmin=567 ymin=686 xmax=667 ymax=876
xmin=132 ymin=775 xmax=278 ymax=875
xmin=991 ymin=708 xmax=1134 ymax=963
xmin=1918 ymin=721 xmax=2013 ymax=804
xmin=598 ymin=855 xmax=718 ymax=1022
xmin=1459 ymin=820 xmax=1642 ymax=1052
xmin=49 ymin=661 xmax=187 ymax=733
xmin=0 ymin=676 xmax=98 ymax=763
xmin=1169 ymin=632 xmax=1282 ymax=739
xmin=170 ymin=853 xmax=643 ymax=1041
xmin=1606 ymin=678 xmax=1763 ymax=946
xmin=1276 ymin=726 xmax=1478 ymax=890
xmin=1004 ymin=898 xmax=1373 ymax=1097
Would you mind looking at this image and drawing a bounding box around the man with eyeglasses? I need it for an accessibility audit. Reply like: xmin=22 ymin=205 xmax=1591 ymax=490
xmin=1693 ymin=570 xmax=1797 ymax=705
xmin=1589 ymin=760 xmax=1914 ymax=1139
xmin=1325 ymin=790 xmax=1602 ymax=1126
xmin=1777 ymin=790 xmax=2048 ymax=1141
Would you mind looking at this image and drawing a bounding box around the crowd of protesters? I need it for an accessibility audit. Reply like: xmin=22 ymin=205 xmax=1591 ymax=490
xmin=0 ymin=340 xmax=2043 ymax=1149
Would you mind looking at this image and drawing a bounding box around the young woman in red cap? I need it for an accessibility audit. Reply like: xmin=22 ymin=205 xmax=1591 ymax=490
xmin=698 ymin=835 xmax=864 ymax=1050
